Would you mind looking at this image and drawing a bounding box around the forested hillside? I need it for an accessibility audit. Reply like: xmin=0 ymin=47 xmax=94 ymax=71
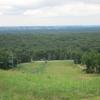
xmin=0 ymin=27 xmax=100 ymax=72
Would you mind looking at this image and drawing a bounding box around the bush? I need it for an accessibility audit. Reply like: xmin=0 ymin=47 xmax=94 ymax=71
xmin=81 ymin=50 xmax=100 ymax=73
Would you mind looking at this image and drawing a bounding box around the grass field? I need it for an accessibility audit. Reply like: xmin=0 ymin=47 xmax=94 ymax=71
xmin=0 ymin=60 xmax=100 ymax=100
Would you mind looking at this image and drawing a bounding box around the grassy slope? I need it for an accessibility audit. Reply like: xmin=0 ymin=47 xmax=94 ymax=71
xmin=0 ymin=60 xmax=100 ymax=100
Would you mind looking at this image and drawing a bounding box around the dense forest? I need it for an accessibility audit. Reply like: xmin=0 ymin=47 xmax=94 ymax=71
xmin=0 ymin=27 xmax=100 ymax=73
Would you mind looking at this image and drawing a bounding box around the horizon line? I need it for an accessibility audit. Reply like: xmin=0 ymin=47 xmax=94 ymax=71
xmin=0 ymin=25 xmax=100 ymax=27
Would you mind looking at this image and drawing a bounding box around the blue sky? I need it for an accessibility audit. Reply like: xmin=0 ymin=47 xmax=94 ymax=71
xmin=0 ymin=0 xmax=100 ymax=26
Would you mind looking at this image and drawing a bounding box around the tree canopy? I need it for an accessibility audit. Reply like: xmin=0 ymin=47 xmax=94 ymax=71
xmin=0 ymin=31 xmax=100 ymax=71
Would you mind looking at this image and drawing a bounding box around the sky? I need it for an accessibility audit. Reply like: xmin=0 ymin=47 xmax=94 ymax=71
xmin=0 ymin=0 xmax=100 ymax=26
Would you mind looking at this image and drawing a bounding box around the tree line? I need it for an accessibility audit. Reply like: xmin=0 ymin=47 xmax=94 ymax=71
xmin=0 ymin=32 xmax=100 ymax=73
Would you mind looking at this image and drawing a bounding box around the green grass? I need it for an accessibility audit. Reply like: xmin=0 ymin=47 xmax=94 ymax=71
xmin=0 ymin=60 xmax=100 ymax=100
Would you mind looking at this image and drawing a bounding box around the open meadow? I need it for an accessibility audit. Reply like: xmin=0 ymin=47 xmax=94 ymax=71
xmin=0 ymin=60 xmax=100 ymax=100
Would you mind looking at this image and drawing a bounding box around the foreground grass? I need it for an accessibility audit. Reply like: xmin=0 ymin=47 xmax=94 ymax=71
xmin=0 ymin=60 xmax=100 ymax=100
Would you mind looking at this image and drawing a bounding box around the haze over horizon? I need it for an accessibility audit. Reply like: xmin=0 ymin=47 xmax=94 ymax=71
xmin=0 ymin=0 xmax=100 ymax=26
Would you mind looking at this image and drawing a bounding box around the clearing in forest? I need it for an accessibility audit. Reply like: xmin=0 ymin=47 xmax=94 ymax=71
xmin=0 ymin=60 xmax=100 ymax=100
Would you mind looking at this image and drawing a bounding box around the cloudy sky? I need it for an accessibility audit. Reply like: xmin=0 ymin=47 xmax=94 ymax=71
xmin=0 ymin=0 xmax=100 ymax=26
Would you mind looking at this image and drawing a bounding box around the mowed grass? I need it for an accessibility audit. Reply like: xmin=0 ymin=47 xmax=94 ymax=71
xmin=0 ymin=60 xmax=100 ymax=100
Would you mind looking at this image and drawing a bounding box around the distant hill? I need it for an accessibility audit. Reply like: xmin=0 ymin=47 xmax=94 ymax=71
xmin=0 ymin=26 xmax=100 ymax=34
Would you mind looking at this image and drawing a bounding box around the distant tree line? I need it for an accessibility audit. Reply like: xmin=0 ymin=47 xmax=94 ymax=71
xmin=0 ymin=32 xmax=100 ymax=73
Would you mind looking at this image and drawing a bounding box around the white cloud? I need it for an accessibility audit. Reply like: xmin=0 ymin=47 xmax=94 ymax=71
xmin=0 ymin=15 xmax=100 ymax=26
xmin=24 ymin=3 xmax=100 ymax=17
xmin=0 ymin=12 xmax=2 ymax=15
xmin=0 ymin=0 xmax=100 ymax=16
xmin=0 ymin=0 xmax=44 ymax=14
xmin=0 ymin=0 xmax=100 ymax=25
